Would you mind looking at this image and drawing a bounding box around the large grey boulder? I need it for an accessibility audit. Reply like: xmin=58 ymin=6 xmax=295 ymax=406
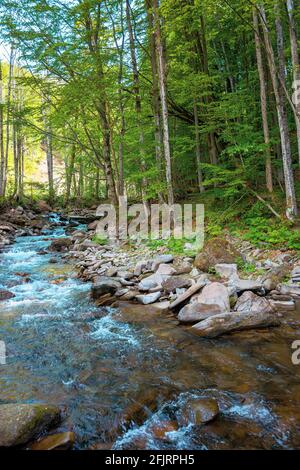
xmin=191 ymin=310 xmax=280 ymax=338
xmin=178 ymin=282 xmax=230 ymax=323
xmin=234 ymin=291 xmax=274 ymax=314
xmin=91 ymin=276 xmax=121 ymax=299
xmin=0 ymin=404 xmax=61 ymax=447
xmin=138 ymin=273 xmax=167 ymax=291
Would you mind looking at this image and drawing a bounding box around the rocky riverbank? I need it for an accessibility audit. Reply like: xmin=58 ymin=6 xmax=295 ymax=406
xmin=62 ymin=221 xmax=300 ymax=339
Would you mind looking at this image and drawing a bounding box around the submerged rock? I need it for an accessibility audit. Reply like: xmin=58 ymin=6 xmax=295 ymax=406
xmin=0 ymin=404 xmax=61 ymax=447
xmin=0 ymin=290 xmax=15 ymax=301
xmin=181 ymin=398 xmax=219 ymax=425
xmin=29 ymin=431 xmax=75 ymax=450
xmin=178 ymin=282 xmax=230 ymax=323
xmin=194 ymin=237 xmax=242 ymax=272
xmin=191 ymin=310 xmax=280 ymax=338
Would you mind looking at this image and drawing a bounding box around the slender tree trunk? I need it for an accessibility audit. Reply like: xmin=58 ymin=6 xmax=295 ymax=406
xmin=253 ymin=8 xmax=273 ymax=193
xmin=152 ymin=0 xmax=174 ymax=206
xmin=1 ymin=48 xmax=14 ymax=197
xmin=0 ymin=60 xmax=4 ymax=197
xmin=193 ymin=97 xmax=204 ymax=193
xmin=260 ymin=5 xmax=297 ymax=220
xmin=286 ymin=0 xmax=300 ymax=163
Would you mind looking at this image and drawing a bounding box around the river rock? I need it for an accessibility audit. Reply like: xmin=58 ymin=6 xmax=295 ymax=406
xmin=156 ymin=264 xmax=177 ymax=275
xmin=136 ymin=291 xmax=161 ymax=305
xmin=134 ymin=261 xmax=148 ymax=277
xmin=181 ymin=398 xmax=219 ymax=425
xmin=169 ymin=276 xmax=208 ymax=309
xmin=0 ymin=290 xmax=16 ymax=301
xmin=88 ymin=220 xmax=99 ymax=231
xmin=234 ymin=291 xmax=275 ymax=314
xmin=214 ymin=263 xmax=238 ymax=279
xmin=162 ymin=276 xmax=192 ymax=293
xmin=91 ymin=276 xmax=121 ymax=299
xmin=29 ymin=431 xmax=75 ymax=450
xmin=138 ymin=273 xmax=166 ymax=291
xmin=37 ymin=200 xmax=52 ymax=212
xmin=178 ymin=282 xmax=230 ymax=323
xmin=229 ymin=278 xmax=263 ymax=293
xmin=152 ymin=254 xmax=174 ymax=271
xmin=0 ymin=404 xmax=61 ymax=447
xmin=194 ymin=237 xmax=242 ymax=272
xmin=278 ymin=284 xmax=300 ymax=297
xmin=49 ymin=237 xmax=72 ymax=252
xmin=191 ymin=310 xmax=280 ymax=338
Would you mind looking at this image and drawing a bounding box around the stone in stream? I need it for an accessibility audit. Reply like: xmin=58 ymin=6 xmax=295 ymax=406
xmin=278 ymin=284 xmax=300 ymax=297
xmin=136 ymin=291 xmax=162 ymax=305
xmin=91 ymin=276 xmax=121 ymax=299
xmin=270 ymin=300 xmax=295 ymax=311
xmin=194 ymin=237 xmax=242 ymax=272
xmin=180 ymin=398 xmax=219 ymax=425
xmin=0 ymin=290 xmax=15 ymax=301
xmin=178 ymin=282 xmax=230 ymax=323
xmin=29 ymin=431 xmax=75 ymax=450
xmin=234 ymin=291 xmax=275 ymax=314
xmin=134 ymin=261 xmax=148 ymax=277
xmin=0 ymin=404 xmax=61 ymax=447
xmin=190 ymin=310 xmax=280 ymax=338
xmin=228 ymin=278 xmax=263 ymax=294
xmin=138 ymin=273 xmax=167 ymax=291
xmin=49 ymin=237 xmax=72 ymax=252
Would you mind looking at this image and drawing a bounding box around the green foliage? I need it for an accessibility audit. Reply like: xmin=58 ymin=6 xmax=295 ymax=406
xmin=92 ymin=235 xmax=108 ymax=246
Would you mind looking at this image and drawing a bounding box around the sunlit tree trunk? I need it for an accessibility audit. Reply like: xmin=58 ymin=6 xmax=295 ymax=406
xmin=193 ymin=97 xmax=204 ymax=193
xmin=0 ymin=60 xmax=4 ymax=197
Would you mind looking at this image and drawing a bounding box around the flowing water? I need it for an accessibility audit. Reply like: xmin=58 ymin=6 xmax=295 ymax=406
xmin=0 ymin=217 xmax=300 ymax=449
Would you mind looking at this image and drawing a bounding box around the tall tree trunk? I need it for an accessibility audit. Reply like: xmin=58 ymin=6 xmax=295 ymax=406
xmin=0 ymin=48 xmax=14 ymax=197
xmin=286 ymin=0 xmax=300 ymax=163
xmin=260 ymin=5 xmax=297 ymax=220
xmin=146 ymin=0 xmax=164 ymax=202
xmin=0 ymin=60 xmax=4 ymax=198
xmin=253 ymin=8 xmax=273 ymax=193
xmin=193 ymin=97 xmax=204 ymax=193
xmin=152 ymin=0 xmax=174 ymax=206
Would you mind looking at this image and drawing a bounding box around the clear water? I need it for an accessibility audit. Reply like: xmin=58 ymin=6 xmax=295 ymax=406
xmin=0 ymin=219 xmax=300 ymax=449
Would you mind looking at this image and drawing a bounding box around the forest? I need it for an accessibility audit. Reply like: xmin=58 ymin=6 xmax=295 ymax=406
xmin=1 ymin=0 xmax=300 ymax=455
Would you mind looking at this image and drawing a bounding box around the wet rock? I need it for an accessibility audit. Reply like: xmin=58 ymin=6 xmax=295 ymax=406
xmin=49 ymin=258 xmax=58 ymax=264
xmin=29 ymin=431 xmax=75 ymax=450
xmin=150 ymin=421 xmax=178 ymax=440
xmin=91 ymin=276 xmax=121 ymax=299
xmin=136 ymin=291 xmax=161 ymax=305
xmin=162 ymin=276 xmax=192 ymax=293
xmin=181 ymin=398 xmax=219 ymax=425
xmin=169 ymin=276 xmax=208 ymax=309
xmin=49 ymin=238 xmax=72 ymax=252
xmin=0 ymin=290 xmax=15 ymax=301
xmin=0 ymin=404 xmax=61 ymax=447
xmin=178 ymin=282 xmax=230 ymax=323
xmin=191 ymin=310 xmax=280 ymax=338
xmin=234 ymin=291 xmax=275 ymax=314
xmin=194 ymin=237 xmax=242 ymax=272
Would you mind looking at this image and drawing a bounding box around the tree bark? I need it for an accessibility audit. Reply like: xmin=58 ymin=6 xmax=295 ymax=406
xmin=260 ymin=5 xmax=298 ymax=220
xmin=193 ymin=97 xmax=204 ymax=193
xmin=286 ymin=0 xmax=300 ymax=164
xmin=253 ymin=8 xmax=273 ymax=193
xmin=152 ymin=0 xmax=174 ymax=206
